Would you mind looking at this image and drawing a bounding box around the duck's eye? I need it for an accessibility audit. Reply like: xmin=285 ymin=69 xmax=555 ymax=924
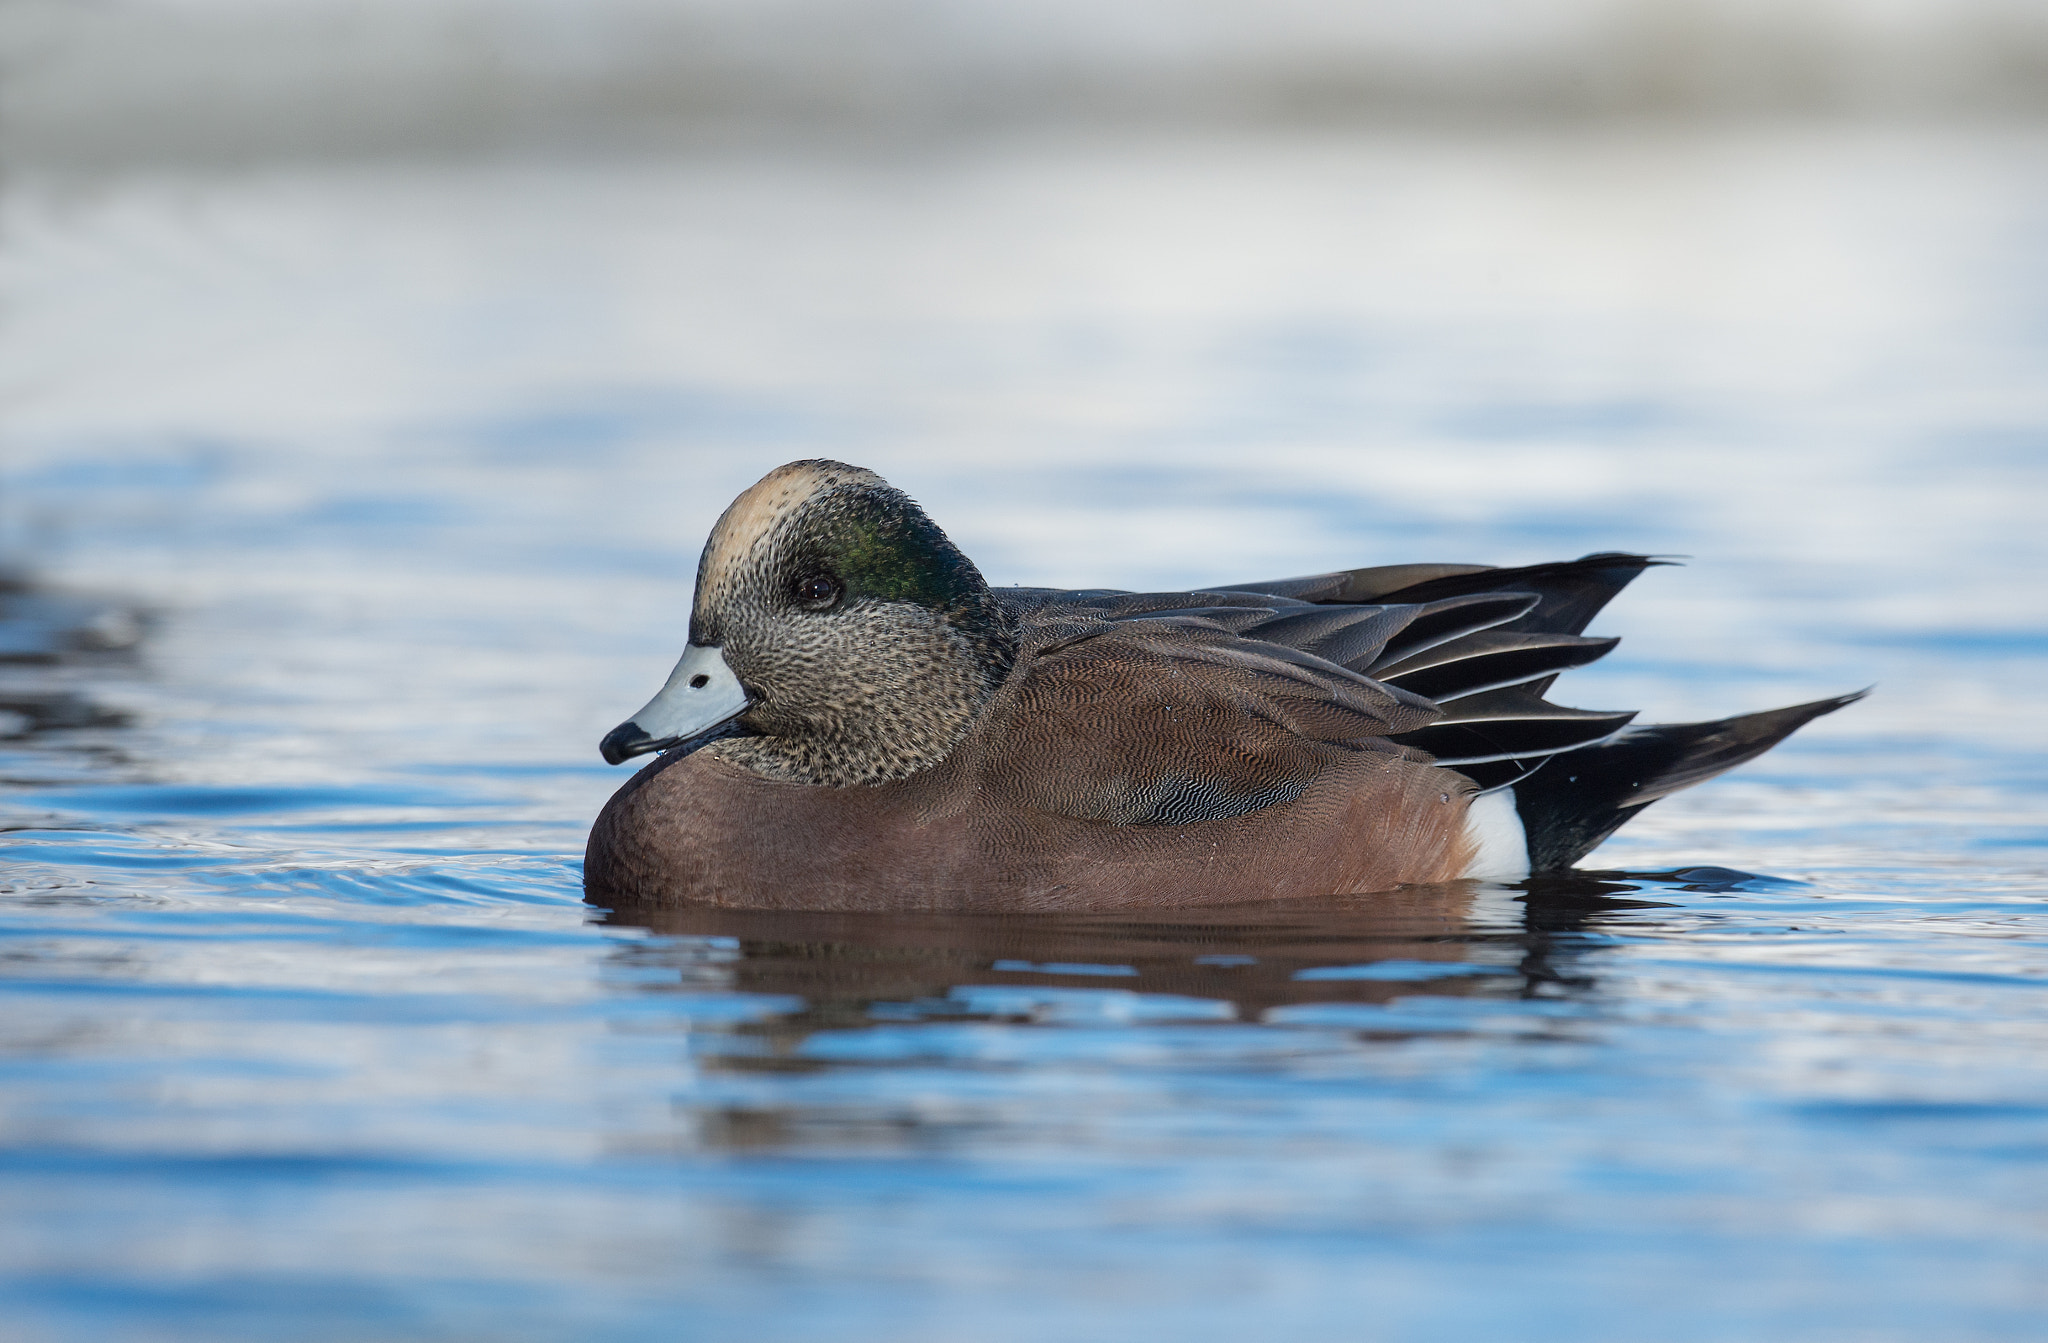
xmin=793 ymin=574 xmax=842 ymax=610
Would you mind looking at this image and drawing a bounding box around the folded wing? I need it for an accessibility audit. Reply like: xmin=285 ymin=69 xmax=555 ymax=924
xmin=998 ymin=553 xmax=1857 ymax=867
xmin=993 ymin=618 xmax=1437 ymax=826
xmin=1002 ymin=553 xmax=1655 ymax=803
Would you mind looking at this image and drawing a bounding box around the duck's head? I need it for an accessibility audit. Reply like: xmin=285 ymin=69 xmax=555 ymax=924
xmin=600 ymin=460 xmax=1018 ymax=786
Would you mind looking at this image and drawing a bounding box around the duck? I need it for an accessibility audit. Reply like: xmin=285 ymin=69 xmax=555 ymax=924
xmin=584 ymin=460 xmax=1859 ymax=912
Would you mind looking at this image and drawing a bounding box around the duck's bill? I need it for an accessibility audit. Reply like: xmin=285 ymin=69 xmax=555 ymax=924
xmin=600 ymin=643 xmax=750 ymax=765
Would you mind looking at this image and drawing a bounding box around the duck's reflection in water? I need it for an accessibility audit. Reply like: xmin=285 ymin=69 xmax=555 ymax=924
xmin=595 ymin=874 xmax=1670 ymax=1030
xmin=592 ymin=876 xmax=1674 ymax=1153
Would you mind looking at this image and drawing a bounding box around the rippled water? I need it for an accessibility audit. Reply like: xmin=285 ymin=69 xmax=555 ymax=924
xmin=4 ymin=126 xmax=2047 ymax=1340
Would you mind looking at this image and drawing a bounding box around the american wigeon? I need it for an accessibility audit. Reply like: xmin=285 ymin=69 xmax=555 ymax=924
xmin=585 ymin=461 xmax=1857 ymax=911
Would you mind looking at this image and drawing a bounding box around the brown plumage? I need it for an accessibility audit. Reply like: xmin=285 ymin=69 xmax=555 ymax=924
xmin=585 ymin=460 xmax=1859 ymax=912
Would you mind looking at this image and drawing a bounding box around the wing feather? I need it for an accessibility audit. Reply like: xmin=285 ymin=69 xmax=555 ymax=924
xmin=994 ymin=621 xmax=1434 ymax=826
xmin=1005 ymin=552 xmax=1658 ymax=808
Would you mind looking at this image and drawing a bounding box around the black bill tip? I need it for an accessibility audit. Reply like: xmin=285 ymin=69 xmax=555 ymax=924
xmin=600 ymin=720 xmax=670 ymax=766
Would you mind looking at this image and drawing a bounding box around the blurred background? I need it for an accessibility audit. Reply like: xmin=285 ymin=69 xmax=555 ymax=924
xmin=7 ymin=0 xmax=2048 ymax=163
xmin=3 ymin=4 xmax=2047 ymax=1342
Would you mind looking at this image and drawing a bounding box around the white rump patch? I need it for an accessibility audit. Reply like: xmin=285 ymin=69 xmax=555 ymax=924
xmin=1460 ymin=788 xmax=1531 ymax=881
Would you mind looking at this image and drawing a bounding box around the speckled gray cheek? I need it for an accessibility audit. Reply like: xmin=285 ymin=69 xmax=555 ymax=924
xmin=706 ymin=599 xmax=1004 ymax=787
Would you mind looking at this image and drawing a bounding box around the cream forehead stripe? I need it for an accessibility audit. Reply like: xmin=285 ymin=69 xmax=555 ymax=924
xmin=697 ymin=461 xmax=885 ymax=611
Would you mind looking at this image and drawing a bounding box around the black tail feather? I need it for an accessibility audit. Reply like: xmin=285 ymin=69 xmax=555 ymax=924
xmin=1513 ymin=691 xmax=1868 ymax=872
xmin=1367 ymin=552 xmax=1673 ymax=637
xmin=1373 ymin=631 xmax=1619 ymax=699
xmin=1393 ymin=688 xmax=1637 ymax=765
xmin=1219 ymin=552 xmax=1665 ymax=633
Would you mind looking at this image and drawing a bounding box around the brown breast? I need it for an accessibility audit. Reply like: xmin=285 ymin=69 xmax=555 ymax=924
xmin=583 ymin=742 xmax=1477 ymax=913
